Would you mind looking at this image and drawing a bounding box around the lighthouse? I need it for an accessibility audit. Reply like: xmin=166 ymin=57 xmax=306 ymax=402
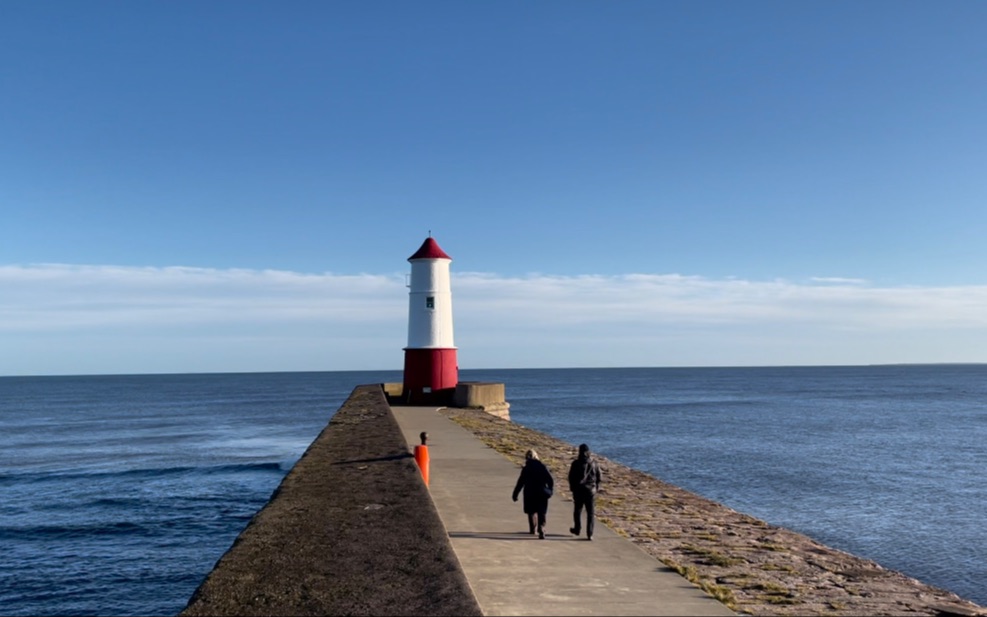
xmin=402 ymin=235 xmax=458 ymax=404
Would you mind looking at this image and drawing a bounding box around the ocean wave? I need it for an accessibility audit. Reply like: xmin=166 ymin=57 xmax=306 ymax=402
xmin=0 ymin=521 xmax=147 ymax=541
xmin=0 ymin=461 xmax=286 ymax=486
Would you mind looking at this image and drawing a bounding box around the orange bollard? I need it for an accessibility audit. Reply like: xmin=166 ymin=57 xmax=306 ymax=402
xmin=414 ymin=431 xmax=430 ymax=487
xmin=414 ymin=444 xmax=430 ymax=486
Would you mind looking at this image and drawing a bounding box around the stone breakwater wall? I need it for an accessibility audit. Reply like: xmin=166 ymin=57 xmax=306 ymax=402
xmin=442 ymin=407 xmax=986 ymax=617
xmin=180 ymin=385 xmax=481 ymax=617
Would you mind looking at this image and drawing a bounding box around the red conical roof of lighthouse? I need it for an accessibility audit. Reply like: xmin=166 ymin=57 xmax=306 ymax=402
xmin=408 ymin=236 xmax=451 ymax=261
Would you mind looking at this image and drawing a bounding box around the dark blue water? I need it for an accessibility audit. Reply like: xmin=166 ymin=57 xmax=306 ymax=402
xmin=1 ymin=366 xmax=984 ymax=615
xmin=0 ymin=371 xmax=401 ymax=617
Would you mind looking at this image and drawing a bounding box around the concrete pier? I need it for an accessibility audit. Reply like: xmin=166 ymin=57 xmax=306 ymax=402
xmin=180 ymin=385 xmax=984 ymax=617
xmin=180 ymin=385 xmax=732 ymax=616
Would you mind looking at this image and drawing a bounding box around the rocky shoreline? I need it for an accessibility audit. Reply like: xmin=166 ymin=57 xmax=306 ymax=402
xmin=442 ymin=407 xmax=985 ymax=617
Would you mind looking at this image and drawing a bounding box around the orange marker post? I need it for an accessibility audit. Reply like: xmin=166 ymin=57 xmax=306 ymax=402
xmin=414 ymin=431 xmax=430 ymax=487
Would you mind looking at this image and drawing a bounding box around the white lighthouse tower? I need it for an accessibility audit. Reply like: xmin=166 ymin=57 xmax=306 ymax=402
xmin=403 ymin=235 xmax=458 ymax=404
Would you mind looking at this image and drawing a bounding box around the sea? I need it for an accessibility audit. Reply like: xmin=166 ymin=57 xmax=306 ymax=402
xmin=1 ymin=365 xmax=985 ymax=616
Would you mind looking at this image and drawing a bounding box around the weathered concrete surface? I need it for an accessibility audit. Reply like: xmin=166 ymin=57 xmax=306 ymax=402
xmin=443 ymin=407 xmax=986 ymax=617
xmin=393 ymin=405 xmax=735 ymax=616
xmin=454 ymin=381 xmax=511 ymax=420
xmin=179 ymin=385 xmax=481 ymax=617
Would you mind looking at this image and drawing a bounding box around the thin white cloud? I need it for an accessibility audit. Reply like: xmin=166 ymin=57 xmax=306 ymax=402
xmin=0 ymin=264 xmax=406 ymax=331
xmin=810 ymin=277 xmax=869 ymax=285
xmin=454 ymin=273 xmax=987 ymax=330
xmin=1 ymin=264 xmax=986 ymax=374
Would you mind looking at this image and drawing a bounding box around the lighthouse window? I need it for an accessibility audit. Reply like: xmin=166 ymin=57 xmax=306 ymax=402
xmin=426 ymin=296 xmax=435 ymax=309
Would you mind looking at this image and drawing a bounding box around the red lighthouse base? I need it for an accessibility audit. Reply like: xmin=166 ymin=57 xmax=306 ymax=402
xmin=402 ymin=348 xmax=458 ymax=405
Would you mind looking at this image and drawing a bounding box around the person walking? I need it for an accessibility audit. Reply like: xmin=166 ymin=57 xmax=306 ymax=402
xmin=568 ymin=443 xmax=601 ymax=540
xmin=512 ymin=449 xmax=554 ymax=539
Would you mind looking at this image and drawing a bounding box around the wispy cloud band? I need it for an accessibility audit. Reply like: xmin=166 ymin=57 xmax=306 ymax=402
xmin=456 ymin=272 xmax=987 ymax=329
xmin=1 ymin=264 xmax=985 ymax=374
xmin=0 ymin=264 xmax=406 ymax=330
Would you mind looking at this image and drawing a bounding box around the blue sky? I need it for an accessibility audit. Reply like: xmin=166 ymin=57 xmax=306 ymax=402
xmin=2 ymin=1 xmax=987 ymax=375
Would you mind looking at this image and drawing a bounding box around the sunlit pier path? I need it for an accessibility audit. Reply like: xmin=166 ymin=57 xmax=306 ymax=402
xmin=392 ymin=405 xmax=735 ymax=617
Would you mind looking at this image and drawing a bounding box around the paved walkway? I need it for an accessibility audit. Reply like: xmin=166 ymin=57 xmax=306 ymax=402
xmin=391 ymin=406 xmax=735 ymax=617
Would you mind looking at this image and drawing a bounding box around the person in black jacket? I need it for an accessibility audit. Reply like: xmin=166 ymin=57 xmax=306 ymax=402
xmin=568 ymin=443 xmax=601 ymax=540
xmin=512 ymin=449 xmax=554 ymax=539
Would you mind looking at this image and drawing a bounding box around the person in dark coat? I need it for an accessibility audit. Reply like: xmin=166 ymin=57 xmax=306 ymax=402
xmin=568 ymin=443 xmax=601 ymax=540
xmin=512 ymin=449 xmax=554 ymax=539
